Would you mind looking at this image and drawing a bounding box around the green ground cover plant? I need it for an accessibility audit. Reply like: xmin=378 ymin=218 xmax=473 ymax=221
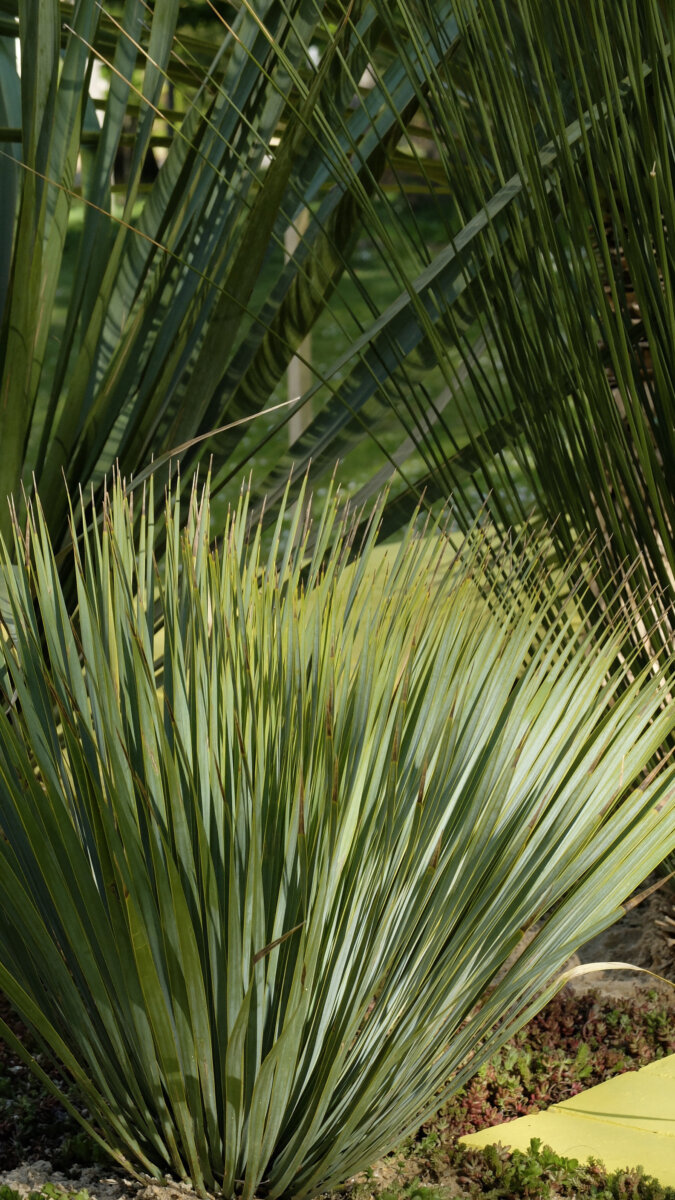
xmin=0 ymin=476 xmax=674 ymax=1198
xmin=0 ymin=1190 xmax=89 ymax=1200
xmin=444 ymin=1140 xmax=675 ymax=1199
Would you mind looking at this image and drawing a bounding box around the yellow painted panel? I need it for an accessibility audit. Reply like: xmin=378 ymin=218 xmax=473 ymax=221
xmin=642 ymin=1056 xmax=675 ymax=1079
xmin=460 ymin=1054 xmax=675 ymax=1186
xmin=559 ymin=1064 xmax=675 ymax=1132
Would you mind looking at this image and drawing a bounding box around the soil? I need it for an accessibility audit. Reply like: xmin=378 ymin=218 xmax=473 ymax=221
xmin=563 ymin=873 xmax=674 ymax=998
xmin=0 ymin=1161 xmax=196 ymax=1200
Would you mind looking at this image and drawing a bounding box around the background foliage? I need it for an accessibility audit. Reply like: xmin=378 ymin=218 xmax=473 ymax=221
xmin=0 ymin=3 xmax=671 ymax=557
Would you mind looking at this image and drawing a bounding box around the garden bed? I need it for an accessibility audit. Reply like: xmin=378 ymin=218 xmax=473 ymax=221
xmin=1 ymin=986 xmax=674 ymax=1200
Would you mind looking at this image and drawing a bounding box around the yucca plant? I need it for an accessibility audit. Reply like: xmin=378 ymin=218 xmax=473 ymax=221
xmin=0 ymin=475 xmax=674 ymax=1198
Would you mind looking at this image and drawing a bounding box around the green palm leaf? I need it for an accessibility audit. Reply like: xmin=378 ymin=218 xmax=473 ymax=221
xmin=1 ymin=1 xmax=467 ymax=548
xmin=0 ymin=1 xmax=671 ymax=546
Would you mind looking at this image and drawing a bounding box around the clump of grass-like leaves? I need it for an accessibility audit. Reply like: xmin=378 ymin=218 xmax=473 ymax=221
xmin=0 ymin=476 xmax=673 ymax=1199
